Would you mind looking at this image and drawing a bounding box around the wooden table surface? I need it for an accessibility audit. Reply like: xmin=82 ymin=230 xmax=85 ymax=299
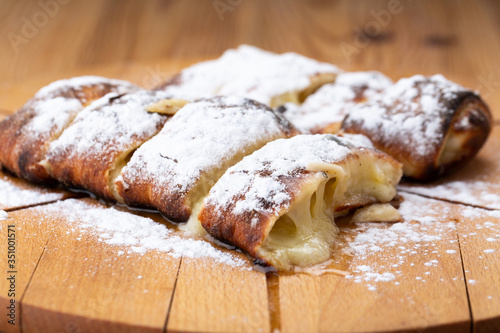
xmin=0 ymin=1 xmax=499 ymax=332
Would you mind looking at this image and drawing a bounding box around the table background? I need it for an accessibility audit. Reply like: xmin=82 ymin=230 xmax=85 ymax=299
xmin=1 ymin=0 xmax=500 ymax=119
xmin=0 ymin=1 xmax=499 ymax=333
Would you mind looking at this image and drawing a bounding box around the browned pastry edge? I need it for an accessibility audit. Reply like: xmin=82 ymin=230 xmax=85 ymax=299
xmin=436 ymin=94 xmax=492 ymax=176
xmin=117 ymin=177 xmax=194 ymax=222
xmin=200 ymin=170 xmax=312 ymax=261
xmin=0 ymin=84 xmax=124 ymax=183
xmin=342 ymin=91 xmax=492 ymax=181
xmin=45 ymin=95 xmax=169 ymax=202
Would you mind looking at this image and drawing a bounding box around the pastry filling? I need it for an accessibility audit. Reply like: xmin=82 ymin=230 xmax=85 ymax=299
xmin=259 ymin=174 xmax=338 ymax=268
xmin=259 ymin=155 xmax=400 ymax=269
xmin=270 ymin=73 xmax=337 ymax=108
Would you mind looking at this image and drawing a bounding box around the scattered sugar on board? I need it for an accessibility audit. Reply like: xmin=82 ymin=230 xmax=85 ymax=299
xmin=0 ymin=176 xmax=63 ymax=208
xmin=399 ymin=180 xmax=500 ymax=210
xmin=0 ymin=210 xmax=8 ymax=220
xmin=37 ymin=199 xmax=247 ymax=267
xmin=343 ymin=193 xmax=459 ymax=290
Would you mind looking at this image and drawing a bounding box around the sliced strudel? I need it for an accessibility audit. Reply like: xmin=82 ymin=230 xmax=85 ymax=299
xmin=199 ymin=134 xmax=403 ymax=270
xmin=0 ymin=76 xmax=139 ymax=183
xmin=157 ymin=45 xmax=340 ymax=107
xmin=115 ymin=96 xmax=298 ymax=226
xmin=341 ymin=74 xmax=492 ymax=180
xmin=42 ymin=90 xmax=173 ymax=201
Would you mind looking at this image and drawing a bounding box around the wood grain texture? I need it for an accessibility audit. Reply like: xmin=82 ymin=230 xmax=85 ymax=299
xmin=167 ymin=257 xmax=270 ymax=333
xmin=20 ymin=198 xmax=181 ymax=333
xmin=454 ymin=204 xmax=500 ymax=333
xmin=0 ymin=205 xmax=63 ymax=333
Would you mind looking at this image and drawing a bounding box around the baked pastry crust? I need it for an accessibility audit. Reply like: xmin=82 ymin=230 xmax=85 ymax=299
xmin=284 ymin=71 xmax=392 ymax=133
xmin=156 ymin=45 xmax=340 ymax=108
xmin=341 ymin=74 xmax=492 ymax=180
xmin=116 ymin=96 xmax=298 ymax=223
xmin=199 ymin=134 xmax=402 ymax=270
xmin=0 ymin=76 xmax=139 ymax=183
xmin=43 ymin=90 xmax=171 ymax=201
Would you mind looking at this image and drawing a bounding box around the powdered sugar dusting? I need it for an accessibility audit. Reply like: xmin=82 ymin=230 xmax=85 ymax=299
xmin=343 ymin=74 xmax=470 ymax=159
xmin=399 ymin=180 xmax=500 ymax=210
xmin=160 ymin=45 xmax=340 ymax=105
xmin=342 ymin=193 xmax=459 ymax=290
xmin=27 ymin=76 xmax=139 ymax=134
xmin=35 ymin=76 xmax=138 ymax=98
xmin=47 ymin=90 xmax=169 ymax=162
xmin=120 ymin=96 xmax=294 ymax=196
xmin=38 ymin=199 xmax=247 ymax=267
xmin=0 ymin=175 xmax=64 ymax=209
xmin=0 ymin=210 xmax=8 ymax=220
xmin=285 ymin=71 xmax=392 ymax=132
xmin=27 ymin=97 xmax=83 ymax=133
xmin=206 ymin=134 xmax=368 ymax=216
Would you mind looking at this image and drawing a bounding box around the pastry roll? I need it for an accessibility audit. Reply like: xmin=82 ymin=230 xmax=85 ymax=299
xmin=157 ymin=45 xmax=340 ymax=108
xmin=0 ymin=76 xmax=139 ymax=183
xmin=341 ymin=74 xmax=492 ymax=181
xmin=116 ymin=96 xmax=297 ymax=224
xmin=199 ymin=134 xmax=403 ymax=270
xmin=42 ymin=90 xmax=172 ymax=201
xmin=284 ymin=71 xmax=392 ymax=133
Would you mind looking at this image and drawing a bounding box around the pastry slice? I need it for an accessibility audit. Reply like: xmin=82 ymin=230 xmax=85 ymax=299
xmin=0 ymin=76 xmax=139 ymax=183
xmin=157 ymin=45 xmax=341 ymax=108
xmin=199 ymin=134 xmax=403 ymax=270
xmin=42 ymin=90 xmax=173 ymax=202
xmin=284 ymin=71 xmax=392 ymax=133
xmin=116 ymin=96 xmax=298 ymax=226
xmin=341 ymin=74 xmax=492 ymax=180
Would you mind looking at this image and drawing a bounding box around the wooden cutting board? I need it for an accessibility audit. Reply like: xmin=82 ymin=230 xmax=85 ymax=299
xmin=0 ymin=67 xmax=499 ymax=333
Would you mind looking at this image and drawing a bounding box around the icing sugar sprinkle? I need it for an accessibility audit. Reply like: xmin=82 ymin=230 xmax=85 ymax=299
xmin=0 ymin=210 xmax=8 ymax=220
xmin=119 ymin=96 xmax=293 ymax=194
xmin=38 ymin=199 xmax=247 ymax=267
xmin=206 ymin=134 xmax=369 ymax=216
xmin=343 ymin=193 xmax=458 ymax=289
xmin=161 ymin=45 xmax=340 ymax=105
xmin=47 ymin=90 xmax=169 ymax=160
xmin=0 ymin=176 xmax=63 ymax=208
xmin=398 ymin=180 xmax=500 ymax=210
xmin=285 ymin=71 xmax=393 ymax=132
xmin=343 ymin=74 xmax=470 ymax=159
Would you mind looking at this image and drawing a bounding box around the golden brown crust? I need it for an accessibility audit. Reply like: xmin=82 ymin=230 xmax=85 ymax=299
xmin=0 ymin=80 xmax=135 ymax=183
xmin=45 ymin=91 xmax=170 ymax=201
xmin=341 ymin=76 xmax=492 ymax=181
xmin=200 ymin=171 xmax=312 ymax=258
xmin=116 ymin=97 xmax=298 ymax=222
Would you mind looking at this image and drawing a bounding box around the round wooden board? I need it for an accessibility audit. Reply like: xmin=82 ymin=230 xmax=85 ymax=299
xmin=1 ymin=0 xmax=500 ymax=328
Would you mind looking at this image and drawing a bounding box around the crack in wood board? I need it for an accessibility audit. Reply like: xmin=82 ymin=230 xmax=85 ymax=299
xmin=163 ymin=256 xmax=182 ymax=333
